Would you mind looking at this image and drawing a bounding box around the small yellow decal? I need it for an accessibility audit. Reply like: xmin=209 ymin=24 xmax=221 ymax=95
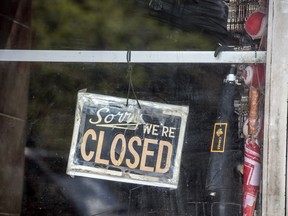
xmin=210 ymin=123 xmax=227 ymax=153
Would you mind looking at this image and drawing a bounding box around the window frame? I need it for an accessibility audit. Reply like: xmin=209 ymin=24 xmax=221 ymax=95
xmin=0 ymin=0 xmax=287 ymax=215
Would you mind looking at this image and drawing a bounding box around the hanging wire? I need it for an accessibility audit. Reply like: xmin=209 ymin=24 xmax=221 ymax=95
xmin=126 ymin=51 xmax=141 ymax=109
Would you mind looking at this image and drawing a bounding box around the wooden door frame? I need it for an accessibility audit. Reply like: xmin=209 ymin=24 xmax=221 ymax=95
xmin=262 ymin=0 xmax=288 ymax=215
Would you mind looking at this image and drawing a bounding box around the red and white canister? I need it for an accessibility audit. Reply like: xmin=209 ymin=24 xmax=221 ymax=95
xmin=243 ymin=138 xmax=261 ymax=216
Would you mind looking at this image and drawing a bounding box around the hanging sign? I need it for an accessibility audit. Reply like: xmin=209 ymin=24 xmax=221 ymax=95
xmin=67 ymin=91 xmax=189 ymax=188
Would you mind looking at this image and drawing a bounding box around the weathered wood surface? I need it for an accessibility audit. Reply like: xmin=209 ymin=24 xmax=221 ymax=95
xmin=0 ymin=0 xmax=31 ymax=215
xmin=262 ymin=0 xmax=288 ymax=215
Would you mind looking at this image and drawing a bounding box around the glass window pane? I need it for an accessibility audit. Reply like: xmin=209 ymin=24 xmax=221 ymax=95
xmin=20 ymin=62 xmax=252 ymax=215
xmin=31 ymin=1 xmax=222 ymax=50
xmin=0 ymin=0 xmax=268 ymax=215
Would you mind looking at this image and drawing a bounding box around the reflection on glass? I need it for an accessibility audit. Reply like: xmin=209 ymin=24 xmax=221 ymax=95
xmin=0 ymin=0 xmax=267 ymax=215
xmin=32 ymin=0 xmax=219 ymax=50
xmin=23 ymin=63 xmax=235 ymax=215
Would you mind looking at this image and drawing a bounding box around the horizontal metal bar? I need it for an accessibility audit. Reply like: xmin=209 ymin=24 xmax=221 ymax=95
xmin=0 ymin=50 xmax=266 ymax=63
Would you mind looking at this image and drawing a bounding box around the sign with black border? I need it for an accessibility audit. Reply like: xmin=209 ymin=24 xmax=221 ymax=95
xmin=67 ymin=92 xmax=189 ymax=189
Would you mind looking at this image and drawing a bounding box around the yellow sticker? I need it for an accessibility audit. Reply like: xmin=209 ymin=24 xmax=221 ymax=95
xmin=210 ymin=123 xmax=227 ymax=153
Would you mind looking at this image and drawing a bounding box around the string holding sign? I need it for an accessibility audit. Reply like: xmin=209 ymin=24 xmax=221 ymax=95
xmin=126 ymin=50 xmax=141 ymax=109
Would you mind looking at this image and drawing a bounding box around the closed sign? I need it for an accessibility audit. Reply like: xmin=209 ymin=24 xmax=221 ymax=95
xmin=67 ymin=92 xmax=189 ymax=188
